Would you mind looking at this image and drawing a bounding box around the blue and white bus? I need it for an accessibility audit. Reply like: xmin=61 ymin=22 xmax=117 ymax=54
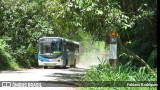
xmin=38 ymin=37 xmax=80 ymax=69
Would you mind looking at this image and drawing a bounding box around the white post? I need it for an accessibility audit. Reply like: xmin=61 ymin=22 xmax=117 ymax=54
xmin=109 ymin=30 xmax=117 ymax=68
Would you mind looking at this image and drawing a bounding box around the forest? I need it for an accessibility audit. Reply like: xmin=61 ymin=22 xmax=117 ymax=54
xmin=0 ymin=0 xmax=157 ymax=74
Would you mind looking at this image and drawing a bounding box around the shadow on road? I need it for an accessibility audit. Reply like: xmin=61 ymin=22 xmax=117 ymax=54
xmin=46 ymin=66 xmax=69 ymax=69
xmin=46 ymin=73 xmax=84 ymax=80
xmin=41 ymin=67 xmax=87 ymax=87
xmin=44 ymin=67 xmax=87 ymax=81
xmin=39 ymin=81 xmax=80 ymax=87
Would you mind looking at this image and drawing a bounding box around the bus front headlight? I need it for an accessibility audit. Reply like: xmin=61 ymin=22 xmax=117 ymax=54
xmin=57 ymin=59 xmax=63 ymax=62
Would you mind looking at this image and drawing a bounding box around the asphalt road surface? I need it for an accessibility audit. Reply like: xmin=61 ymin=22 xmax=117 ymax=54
xmin=0 ymin=52 xmax=107 ymax=90
xmin=0 ymin=65 xmax=89 ymax=90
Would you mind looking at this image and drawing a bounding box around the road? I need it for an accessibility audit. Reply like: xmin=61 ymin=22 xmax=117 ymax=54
xmin=0 ymin=65 xmax=89 ymax=90
xmin=0 ymin=52 xmax=107 ymax=90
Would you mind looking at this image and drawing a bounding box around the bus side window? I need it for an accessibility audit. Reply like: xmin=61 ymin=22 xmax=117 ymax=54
xmin=75 ymin=45 xmax=79 ymax=53
xmin=78 ymin=45 xmax=79 ymax=52
xmin=69 ymin=43 xmax=72 ymax=51
xmin=70 ymin=43 xmax=72 ymax=51
xmin=71 ymin=43 xmax=74 ymax=52
xmin=66 ymin=42 xmax=69 ymax=51
xmin=73 ymin=44 xmax=75 ymax=52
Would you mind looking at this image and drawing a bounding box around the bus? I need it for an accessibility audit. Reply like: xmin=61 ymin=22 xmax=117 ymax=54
xmin=37 ymin=37 xmax=80 ymax=69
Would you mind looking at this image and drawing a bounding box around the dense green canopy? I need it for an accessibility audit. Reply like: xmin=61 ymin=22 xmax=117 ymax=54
xmin=0 ymin=0 xmax=157 ymax=69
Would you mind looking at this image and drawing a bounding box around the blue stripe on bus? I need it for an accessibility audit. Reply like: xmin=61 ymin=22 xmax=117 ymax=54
xmin=38 ymin=55 xmax=50 ymax=62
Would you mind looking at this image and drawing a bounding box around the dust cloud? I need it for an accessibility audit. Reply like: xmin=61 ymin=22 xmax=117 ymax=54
xmin=77 ymin=50 xmax=109 ymax=68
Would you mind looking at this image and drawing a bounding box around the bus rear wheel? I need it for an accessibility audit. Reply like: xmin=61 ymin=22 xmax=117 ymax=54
xmin=63 ymin=59 xmax=68 ymax=68
xmin=44 ymin=66 xmax=48 ymax=69
xmin=63 ymin=66 xmax=67 ymax=69
xmin=73 ymin=59 xmax=76 ymax=67
xmin=72 ymin=59 xmax=76 ymax=68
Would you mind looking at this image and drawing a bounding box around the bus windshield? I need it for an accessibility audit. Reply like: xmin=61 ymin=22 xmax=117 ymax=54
xmin=39 ymin=40 xmax=62 ymax=54
xmin=51 ymin=41 xmax=62 ymax=53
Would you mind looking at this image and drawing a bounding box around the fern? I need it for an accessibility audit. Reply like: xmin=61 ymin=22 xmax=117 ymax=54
xmin=0 ymin=38 xmax=19 ymax=70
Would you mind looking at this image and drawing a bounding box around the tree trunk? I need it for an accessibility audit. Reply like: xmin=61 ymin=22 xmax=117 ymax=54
xmin=117 ymin=34 xmax=156 ymax=74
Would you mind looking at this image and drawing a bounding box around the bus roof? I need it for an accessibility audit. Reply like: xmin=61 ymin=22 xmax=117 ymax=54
xmin=39 ymin=37 xmax=80 ymax=45
xmin=39 ymin=37 xmax=63 ymax=39
xmin=63 ymin=38 xmax=80 ymax=45
xmin=73 ymin=41 xmax=80 ymax=45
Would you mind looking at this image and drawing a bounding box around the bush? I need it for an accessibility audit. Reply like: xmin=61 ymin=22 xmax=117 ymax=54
xmin=0 ymin=38 xmax=19 ymax=70
xmin=147 ymin=49 xmax=157 ymax=68
xmin=81 ymin=62 xmax=157 ymax=90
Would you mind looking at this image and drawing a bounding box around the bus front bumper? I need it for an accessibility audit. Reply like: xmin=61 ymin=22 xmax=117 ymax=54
xmin=38 ymin=59 xmax=63 ymax=66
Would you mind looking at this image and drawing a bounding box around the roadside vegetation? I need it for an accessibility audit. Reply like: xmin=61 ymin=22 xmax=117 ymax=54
xmin=80 ymin=62 xmax=157 ymax=90
xmin=0 ymin=38 xmax=19 ymax=70
xmin=0 ymin=0 xmax=157 ymax=90
xmin=0 ymin=0 xmax=157 ymax=89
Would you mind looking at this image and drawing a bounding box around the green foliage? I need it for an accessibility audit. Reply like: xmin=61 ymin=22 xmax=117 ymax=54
xmin=26 ymin=43 xmax=38 ymax=67
xmin=79 ymin=31 xmax=96 ymax=54
xmin=12 ymin=46 xmax=31 ymax=68
xmin=81 ymin=63 xmax=157 ymax=90
xmin=147 ymin=48 xmax=157 ymax=68
xmin=0 ymin=38 xmax=19 ymax=70
xmin=82 ymin=64 xmax=156 ymax=81
xmin=0 ymin=0 xmax=157 ymax=69
xmin=117 ymin=0 xmax=157 ymax=68
xmin=0 ymin=0 xmax=56 ymax=68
